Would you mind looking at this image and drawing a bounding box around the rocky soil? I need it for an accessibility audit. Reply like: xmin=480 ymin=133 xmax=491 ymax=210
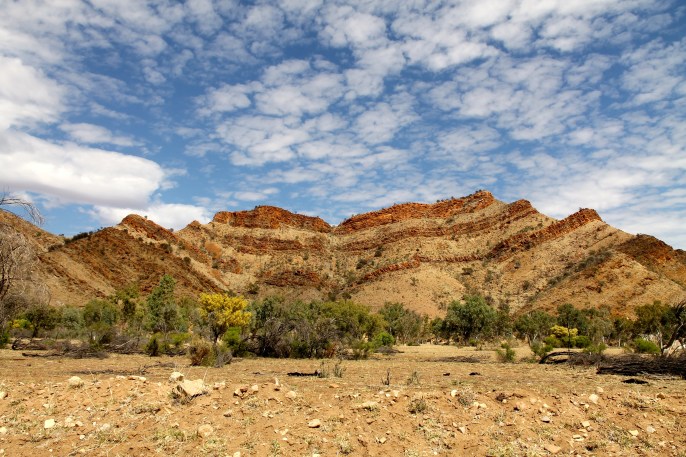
xmin=1 ymin=345 xmax=684 ymax=456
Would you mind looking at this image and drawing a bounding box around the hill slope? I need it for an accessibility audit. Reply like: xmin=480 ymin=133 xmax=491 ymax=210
xmin=4 ymin=190 xmax=685 ymax=316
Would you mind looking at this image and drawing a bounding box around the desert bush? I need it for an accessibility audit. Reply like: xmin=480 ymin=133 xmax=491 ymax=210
xmin=439 ymin=294 xmax=497 ymax=344
xmin=188 ymin=338 xmax=213 ymax=366
xmin=543 ymin=335 xmax=562 ymax=348
xmin=574 ymin=335 xmax=592 ymax=348
xmin=372 ymin=331 xmax=395 ymax=348
xmin=583 ymin=342 xmax=607 ymax=354
xmin=83 ymin=299 xmax=119 ymax=346
xmin=633 ymin=337 xmax=660 ymax=354
xmin=145 ymin=334 xmax=162 ymax=356
xmin=496 ymin=342 xmax=516 ymax=363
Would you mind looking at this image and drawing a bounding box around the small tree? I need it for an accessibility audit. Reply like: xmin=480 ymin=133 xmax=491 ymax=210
xmin=145 ymin=275 xmax=181 ymax=337
xmin=198 ymin=293 xmax=251 ymax=343
xmin=442 ymin=295 xmax=496 ymax=344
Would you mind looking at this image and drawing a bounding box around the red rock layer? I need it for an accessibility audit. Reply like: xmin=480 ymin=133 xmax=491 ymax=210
xmin=487 ymin=208 xmax=602 ymax=260
xmin=213 ymin=206 xmax=331 ymax=233
xmin=335 ymin=190 xmax=496 ymax=234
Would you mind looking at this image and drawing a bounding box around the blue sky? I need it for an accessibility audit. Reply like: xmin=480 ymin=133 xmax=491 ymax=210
xmin=1 ymin=1 xmax=685 ymax=249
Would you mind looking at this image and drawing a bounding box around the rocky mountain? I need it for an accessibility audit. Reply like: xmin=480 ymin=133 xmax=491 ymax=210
xmin=3 ymin=190 xmax=685 ymax=317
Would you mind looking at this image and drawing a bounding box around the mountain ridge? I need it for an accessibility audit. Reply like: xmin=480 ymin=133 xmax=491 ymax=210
xmin=2 ymin=190 xmax=685 ymax=317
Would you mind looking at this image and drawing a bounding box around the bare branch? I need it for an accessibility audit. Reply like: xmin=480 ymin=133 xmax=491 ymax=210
xmin=0 ymin=192 xmax=44 ymax=225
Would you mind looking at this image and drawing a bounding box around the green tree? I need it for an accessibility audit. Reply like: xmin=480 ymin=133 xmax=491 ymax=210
xmin=23 ymin=304 xmax=60 ymax=338
xmin=145 ymin=275 xmax=181 ymax=336
xmin=514 ymin=310 xmax=555 ymax=343
xmin=379 ymin=302 xmax=423 ymax=344
xmin=82 ymin=299 xmax=119 ymax=344
xmin=633 ymin=301 xmax=671 ymax=349
xmin=442 ymin=295 xmax=497 ymax=344
xmin=556 ymin=304 xmax=589 ymax=335
xmin=583 ymin=306 xmax=613 ymax=344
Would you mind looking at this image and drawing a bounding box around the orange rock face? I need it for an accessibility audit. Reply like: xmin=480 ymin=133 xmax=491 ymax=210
xmin=213 ymin=206 xmax=331 ymax=233
xmin=335 ymin=190 xmax=496 ymax=234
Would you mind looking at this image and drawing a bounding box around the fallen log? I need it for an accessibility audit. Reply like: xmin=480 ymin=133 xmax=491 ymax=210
xmin=596 ymin=354 xmax=686 ymax=379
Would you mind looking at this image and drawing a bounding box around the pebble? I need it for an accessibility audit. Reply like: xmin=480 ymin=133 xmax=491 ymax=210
xmin=588 ymin=394 xmax=599 ymax=404
xmin=223 ymin=409 xmax=233 ymax=417
xmin=581 ymin=420 xmax=591 ymax=428
xmin=44 ymin=419 xmax=56 ymax=429
xmin=0 ymin=392 xmax=6 ymax=400
xmin=285 ymin=390 xmax=297 ymax=400
xmin=657 ymin=393 xmax=666 ymax=399
xmin=450 ymin=389 xmax=458 ymax=397
xmin=646 ymin=426 xmax=656 ymax=434
xmin=629 ymin=430 xmax=639 ymax=437
xmin=0 ymin=427 xmax=7 ymax=435
xmin=308 ymin=419 xmax=321 ymax=428
xmin=540 ymin=416 xmax=551 ymax=423
xmin=458 ymin=426 xmax=467 ymax=434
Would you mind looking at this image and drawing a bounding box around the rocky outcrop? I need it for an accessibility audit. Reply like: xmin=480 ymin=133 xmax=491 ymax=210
xmin=261 ymin=269 xmax=323 ymax=287
xmin=337 ymin=198 xmax=537 ymax=252
xmin=360 ymin=257 xmax=422 ymax=283
xmin=226 ymin=234 xmax=326 ymax=255
xmin=487 ymin=208 xmax=602 ymax=260
xmin=213 ymin=206 xmax=331 ymax=233
xmin=335 ymin=190 xmax=496 ymax=234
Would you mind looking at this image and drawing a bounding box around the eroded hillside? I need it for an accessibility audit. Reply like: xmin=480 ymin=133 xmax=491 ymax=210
xmin=5 ymin=190 xmax=685 ymax=316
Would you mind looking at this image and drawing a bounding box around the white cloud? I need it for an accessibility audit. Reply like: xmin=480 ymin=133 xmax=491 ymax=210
xmin=0 ymin=56 xmax=64 ymax=129
xmin=91 ymin=202 xmax=212 ymax=230
xmin=60 ymin=123 xmax=138 ymax=147
xmin=0 ymin=130 xmax=167 ymax=209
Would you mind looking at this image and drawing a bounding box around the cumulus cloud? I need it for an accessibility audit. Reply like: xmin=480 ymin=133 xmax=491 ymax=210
xmin=0 ymin=130 xmax=167 ymax=209
xmin=91 ymin=202 xmax=212 ymax=230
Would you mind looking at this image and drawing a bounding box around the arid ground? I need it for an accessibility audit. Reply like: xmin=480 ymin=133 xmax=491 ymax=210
xmin=0 ymin=345 xmax=684 ymax=457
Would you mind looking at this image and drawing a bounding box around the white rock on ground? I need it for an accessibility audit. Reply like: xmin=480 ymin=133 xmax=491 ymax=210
xmin=169 ymin=372 xmax=184 ymax=382
xmin=308 ymin=419 xmax=321 ymax=428
xmin=44 ymin=419 xmax=56 ymax=429
xmin=68 ymin=376 xmax=84 ymax=388
xmin=172 ymin=379 xmax=208 ymax=399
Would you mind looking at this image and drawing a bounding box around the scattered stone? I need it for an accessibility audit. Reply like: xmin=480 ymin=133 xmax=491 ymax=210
xmin=629 ymin=430 xmax=639 ymax=437
xmin=250 ymin=384 xmax=259 ymax=392
xmin=44 ymin=419 xmax=56 ymax=429
xmin=540 ymin=416 xmax=551 ymax=423
xmin=329 ymin=383 xmax=340 ymax=389
xmin=172 ymin=379 xmax=208 ymax=400
xmin=233 ymin=452 xmax=241 ymax=457
xmin=223 ymin=409 xmax=233 ymax=417
xmin=169 ymin=372 xmax=184 ymax=382
xmin=458 ymin=426 xmax=467 ymax=434
xmin=285 ymin=390 xmax=297 ymax=400
xmin=572 ymin=434 xmax=584 ymax=442
xmin=68 ymin=376 xmax=84 ymax=388
xmin=0 ymin=427 xmax=7 ymax=435
xmin=450 ymin=389 xmax=458 ymax=398
xmin=0 ymin=392 xmax=7 ymax=400
xmin=657 ymin=393 xmax=666 ymax=399
xmin=646 ymin=426 xmax=656 ymax=434
xmin=377 ymin=436 xmax=387 ymax=444
xmin=99 ymin=423 xmax=111 ymax=432
xmin=596 ymin=387 xmax=604 ymax=394
xmin=588 ymin=394 xmax=599 ymax=405
xmin=308 ymin=419 xmax=321 ymax=428
xmin=198 ymin=424 xmax=214 ymax=437
xmin=581 ymin=420 xmax=591 ymax=428
xmin=544 ymin=444 xmax=562 ymax=454
xmin=353 ymin=401 xmax=379 ymax=411
xmin=514 ymin=402 xmax=527 ymax=411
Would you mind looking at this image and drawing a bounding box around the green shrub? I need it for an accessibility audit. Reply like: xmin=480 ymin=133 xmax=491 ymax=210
xmin=574 ymin=335 xmax=592 ymax=348
xmin=496 ymin=342 xmax=516 ymax=363
xmin=0 ymin=329 xmax=9 ymax=348
xmin=372 ymin=331 xmax=395 ymax=348
xmin=530 ymin=340 xmax=553 ymax=358
xmin=543 ymin=335 xmax=562 ymax=348
xmin=633 ymin=338 xmax=660 ymax=354
xmin=222 ymin=327 xmax=251 ymax=356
